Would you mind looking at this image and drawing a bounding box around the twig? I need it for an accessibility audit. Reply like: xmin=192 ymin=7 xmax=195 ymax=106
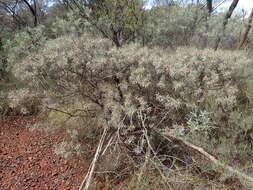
xmin=46 ymin=106 xmax=74 ymax=117
xmin=136 ymin=110 xmax=174 ymax=189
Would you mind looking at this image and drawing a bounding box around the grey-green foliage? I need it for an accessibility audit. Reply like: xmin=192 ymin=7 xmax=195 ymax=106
xmin=11 ymin=34 xmax=251 ymax=148
xmin=187 ymin=110 xmax=214 ymax=133
xmin=5 ymin=26 xmax=47 ymax=70
xmin=0 ymin=26 xmax=15 ymax=114
xmin=145 ymin=4 xmax=206 ymax=47
xmin=0 ymin=26 xmax=46 ymax=115
xmin=145 ymin=4 xmax=245 ymax=49
xmin=194 ymin=12 xmax=244 ymax=48
xmin=49 ymin=12 xmax=94 ymax=38
xmin=63 ymin=0 xmax=146 ymax=47
xmin=0 ymin=26 xmax=12 ymax=80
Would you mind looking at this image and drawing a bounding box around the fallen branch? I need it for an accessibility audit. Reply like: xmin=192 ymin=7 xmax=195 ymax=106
xmin=46 ymin=106 xmax=74 ymax=117
xmin=161 ymin=132 xmax=253 ymax=188
xmin=79 ymin=126 xmax=109 ymax=190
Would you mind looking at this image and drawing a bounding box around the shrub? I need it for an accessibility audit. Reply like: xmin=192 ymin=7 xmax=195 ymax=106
xmin=0 ymin=26 xmax=46 ymax=115
xmin=13 ymin=33 xmax=250 ymax=143
xmin=146 ymin=4 xmax=205 ymax=47
xmin=7 ymin=88 xmax=41 ymax=115
xmin=48 ymin=12 xmax=94 ymax=38
xmin=11 ymin=34 xmax=253 ymax=187
xmin=5 ymin=26 xmax=46 ymax=71
xmin=146 ymin=4 xmax=245 ymax=49
xmin=194 ymin=13 xmax=244 ymax=49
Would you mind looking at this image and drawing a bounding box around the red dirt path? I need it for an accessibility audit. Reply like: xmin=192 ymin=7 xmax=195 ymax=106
xmin=0 ymin=117 xmax=88 ymax=190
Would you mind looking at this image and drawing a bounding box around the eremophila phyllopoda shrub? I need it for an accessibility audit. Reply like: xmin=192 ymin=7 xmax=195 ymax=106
xmin=12 ymin=34 xmax=251 ymax=154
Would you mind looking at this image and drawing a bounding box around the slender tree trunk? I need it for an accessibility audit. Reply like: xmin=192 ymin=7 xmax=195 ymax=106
xmin=237 ymin=8 xmax=253 ymax=49
xmin=33 ymin=0 xmax=38 ymax=25
xmin=22 ymin=0 xmax=38 ymax=27
xmin=207 ymin=0 xmax=212 ymax=15
xmin=0 ymin=37 xmax=3 ymax=52
xmin=202 ymin=0 xmax=212 ymax=48
xmin=213 ymin=0 xmax=239 ymax=50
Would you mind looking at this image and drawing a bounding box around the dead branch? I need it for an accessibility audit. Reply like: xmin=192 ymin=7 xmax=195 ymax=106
xmin=161 ymin=131 xmax=253 ymax=188
xmin=79 ymin=126 xmax=109 ymax=190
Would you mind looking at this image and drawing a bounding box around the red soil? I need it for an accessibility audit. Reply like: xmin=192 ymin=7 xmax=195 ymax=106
xmin=0 ymin=116 xmax=88 ymax=190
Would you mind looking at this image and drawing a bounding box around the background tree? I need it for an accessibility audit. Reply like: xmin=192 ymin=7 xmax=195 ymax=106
xmin=59 ymin=0 xmax=146 ymax=47
xmin=206 ymin=0 xmax=212 ymax=14
xmin=213 ymin=0 xmax=239 ymax=50
xmin=0 ymin=0 xmax=27 ymax=28
xmin=0 ymin=0 xmax=50 ymax=28
xmin=21 ymin=0 xmax=38 ymax=26
xmin=237 ymin=8 xmax=253 ymax=49
xmin=154 ymin=0 xmax=175 ymax=6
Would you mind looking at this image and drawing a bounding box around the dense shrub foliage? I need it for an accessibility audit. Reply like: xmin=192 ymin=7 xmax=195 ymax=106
xmin=146 ymin=5 xmax=205 ymax=47
xmin=145 ymin=5 xmax=246 ymax=49
xmin=10 ymin=33 xmax=252 ymax=156
xmin=5 ymin=26 xmax=46 ymax=67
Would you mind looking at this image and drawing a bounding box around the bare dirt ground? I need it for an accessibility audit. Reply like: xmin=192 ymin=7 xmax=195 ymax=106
xmin=0 ymin=116 xmax=88 ymax=190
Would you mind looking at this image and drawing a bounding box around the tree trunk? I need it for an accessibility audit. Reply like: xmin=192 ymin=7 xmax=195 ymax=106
xmin=22 ymin=0 xmax=38 ymax=27
xmin=237 ymin=8 xmax=253 ymax=49
xmin=202 ymin=0 xmax=212 ymax=48
xmin=207 ymin=0 xmax=212 ymax=15
xmin=0 ymin=36 xmax=3 ymax=52
xmin=213 ymin=0 xmax=239 ymax=50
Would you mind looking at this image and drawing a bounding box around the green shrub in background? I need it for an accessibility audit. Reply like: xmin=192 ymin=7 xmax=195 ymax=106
xmin=62 ymin=0 xmax=146 ymax=47
xmin=0 ymin=26 xmax=46 ymax=115
xmin=145 ymin=4 xmax=245 ymax=49
xmin=194 ymin=12 xmax=244 ymax=49
xmin=0 ymin=26 xmax=14 ymax=115
xmin=49 ymin=12 xmax=94 ymax=38
xmin=0 ymin=26 xmax=12 ymax=81
xmin=5 ymin=26 xmax=46 ymax=69
xmin=146 ymin=4 xmax=205 ymax=47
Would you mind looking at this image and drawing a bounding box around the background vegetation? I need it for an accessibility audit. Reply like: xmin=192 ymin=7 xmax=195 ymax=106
xmin=1 ymin=0 xmax=253 ymax=189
